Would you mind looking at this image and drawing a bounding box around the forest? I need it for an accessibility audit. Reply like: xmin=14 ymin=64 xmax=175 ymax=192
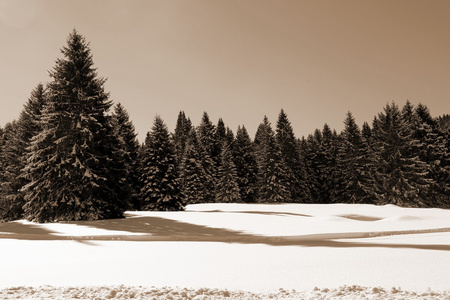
xmin=1 ymin=30 xmax=449 ymax=223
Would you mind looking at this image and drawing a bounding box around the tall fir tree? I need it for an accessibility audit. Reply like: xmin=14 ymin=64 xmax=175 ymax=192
xmin=275 ymin=109 xmax=308 ymax=202
xmin=335 ymin=112 xmax=376 ymax=203
xmin=18 ymin=83 xmax=48 ymax=144
xmin=140 ymin=116 xmax=184 ymax=211
xmin=112 ymin=103 xmax=141 ymax=210
xmin=0 ymin=84 xmax=47 ymax=221
xmin=197 ymin=112 xmax=218 ymax=160
xmin=179 ymin=128 xmax=213 ymax=204
xmin=307 ymin=124 xmax=338 ymax=204
xmin=232 ymin=126 xmax=258 ymax=203
xmin=300 ymin=133 xmax=321 ymax=203
xmin=225 ymin=127 xmax=235 ymax=148
xmin=173 ymin=111 xmax=192 ymax=166
xmin=196 ymin=112 xmax=217 ymax=201
xmin=373 ymin=102 xmax=430 ymax=206
xmin=215 ymin=143 xmax=241 ymax=203
xmin=213 ymin=118 xmax=228 ymax=180
xmin=215 ymin=118 xmax=227 ymax=146
xmin=0 ymin=122 xmax=25 ymax=220
xmin=361 ymin=122 xmax=373 ymax=147
xmin=413 ymin=103 xmax=449 ymax=207
xmin=22 ymin=30 xmax=129 ymax=222
xmin=255 ymin=116 xmax=290 ymax=202
xmin=437 ymin=114 xmax=450 ymax=133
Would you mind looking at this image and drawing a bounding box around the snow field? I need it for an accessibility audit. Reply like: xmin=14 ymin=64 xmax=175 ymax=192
xmin=1 ymin=203 xmax=449 ymax=298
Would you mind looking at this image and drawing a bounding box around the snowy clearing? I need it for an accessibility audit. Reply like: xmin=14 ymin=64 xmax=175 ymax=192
xmin=1 ymin=203 xmax=449 ymax=298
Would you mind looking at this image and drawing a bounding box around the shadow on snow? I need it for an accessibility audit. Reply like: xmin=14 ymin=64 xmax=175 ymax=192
xmin=0 ymin=212 xmax=449 ymax=251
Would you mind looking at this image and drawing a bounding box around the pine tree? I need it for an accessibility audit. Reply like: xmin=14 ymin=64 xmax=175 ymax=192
xmin=0 ymin=122 xmax=25 ymax=220
xmin=22 ymin=30 xmax=129 ymax=222
xmin=0 ymin=84 xmax=47 ymax=221
xmin=437 ymin=114 xmax=450 ymax=133
xmin=215 ymin=118 xmax=227 ymax=147
xmin=255 ymin=116 xmax=290 ymax=202
xmin=196 ymin=112 xmax=217 ymax=201
xmin=373 ymin=102 xmax=430 ymax=206
xmin=112 ymin=103 xmax=141 ymax=210
xmin=215 ymin=144 xmax=241 ymax=203
xmin=414 ymin=104 xmax=449 ymax=206
xmin=225 ymin=127 xmax=235 ymax=148
xmin=197 ymin=112 xmax=218 ymax=160
xmin=431 ymin=129 xmax=450 ymax=207
xmin=140 ymin=116 xmax=184 ymax=211
xmin=213 ymin=118 xmax=228 ymax=183
xmin=233 ymin=126 xmax=258 ymax=203
xmin=275 ymin=109 xmax=308 ymax=202
xmin=173 ymin=111 xmax=192 ymax=165
xmin=308 ymin=124 xmax=338 ymax=204
xmin=414 ymin=103 xmax=439 ymax=163
xmin=336 ymin=112 xmax=376 ymax=203
xmin=361 ymin=122 xmax=373 ymax=146
xmin=179 ymin=129 xmax=213 ymax=204
xmin=18 ymin=83 xmax=48 ymax=144
xmin=301 ymin=133 xmax=321 ymax=203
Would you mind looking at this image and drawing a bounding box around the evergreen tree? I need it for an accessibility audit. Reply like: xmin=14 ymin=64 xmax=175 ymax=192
xmin=414 ymin=104 xmax=449 ymax=206
xmin=0 ymin=122 xmax=25 ymax=220
xmin=233 ymin=126 xmax=258 ymax=203
xmin=140 ymin=116 xmax=184 ymax=211
xmin=336 ymin=112 xmax=376 ymax=203
xmin=197 ymin=112 xmax=218 ymax=160
xmin=173 ymin=111 xmax=192 ymax=165
xmin=255 ymin=116 xmax=290 ymax=202
xmin=112 ymin=103 xmax=141 ymax=210
xmin=373 ymin=102 xmax=430 ymax=206
xmin=225 ymin=127 xmax=235 ymax=148
xmin=213 ymin=118 xmax=228 ymax=177
xmin=307 ymin=124 xmax=338 ymax=204
xmin=254 ymin=117 xmax=269 ymax=149
xmin=296 ymin=136 xmax=314 ymax=203
xmin=22 ymin=30 xmax=128 ymax=222
xmin=196 ymin=112 xmax=217 ymax=201
xmin=179 ymin=129 xmax=213 ymax=204
xmin=215 ymin=118 xmax=227 ymax=146
xmin=431 ymin=130 xmax=450 ymax=207
xmin=0 ymin=84 xmax=47 ymax=221
xmin=401 ymin=100 xmax=416 ymax=125
xmin=437 ymin=114 xmax=450 ymax=133
xmin=361 ymin=122 xmax=373 ymax=146
xmin=18 ymin=83 xmax=48 ymax=143
xmin=215 ymin=144 xmax=241 ymax=203
xmin=301 ymin=134 xmax=321 ymax=203
xmin=275 ymin=109 xmax=308 ymax=202
xmin=414 ymin=103 xmax=440 ymax=163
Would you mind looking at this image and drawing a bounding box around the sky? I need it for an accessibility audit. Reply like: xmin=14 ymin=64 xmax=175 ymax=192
xmin=1 ymin=0 xmax=449 ymax=142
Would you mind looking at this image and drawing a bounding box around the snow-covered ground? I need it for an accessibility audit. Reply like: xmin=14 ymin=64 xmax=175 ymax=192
xmin=1 ymin=203 xmax=449 ymax=299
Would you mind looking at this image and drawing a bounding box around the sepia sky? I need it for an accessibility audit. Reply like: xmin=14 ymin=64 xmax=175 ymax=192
xmin=1 ymin=0 xmax=450 ymax=141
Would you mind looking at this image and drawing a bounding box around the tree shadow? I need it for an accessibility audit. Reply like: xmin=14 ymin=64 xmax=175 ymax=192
xmin=0 ymin=221 xmax=57 ymax=240
xmin=1 ymin=215 xmax=449 ymax=252
xmin=69 ymin=216 xmax=450 ymax=251
xmin=65 ymin=215 xmax=250 ymax=238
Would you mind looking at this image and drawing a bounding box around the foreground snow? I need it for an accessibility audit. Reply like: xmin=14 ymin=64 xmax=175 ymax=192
xmin=1 ymin=285 xmax=449 ymax=299
xmin=1 ymin=203 xmax=449 ymax=296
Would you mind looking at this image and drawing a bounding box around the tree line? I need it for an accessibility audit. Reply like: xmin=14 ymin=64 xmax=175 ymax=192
xmin=1 ymin=31 xmax=449 ymax=223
